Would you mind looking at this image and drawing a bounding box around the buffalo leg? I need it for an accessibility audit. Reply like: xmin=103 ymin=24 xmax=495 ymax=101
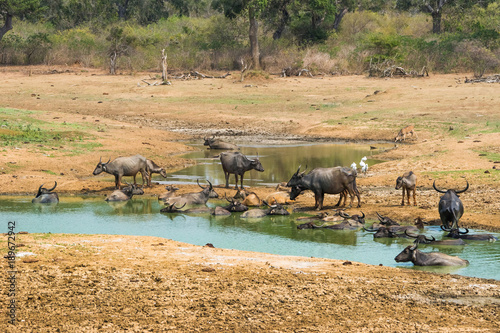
xmin=412 ymin=189 xmax=417 ymax=206
xmin=115 ymin=175 xmax=121 ymax=189
xmin=224 ymin=172 xmax=230 ymax=188
xmin=240 ymin=173 xmax=244 ymax=189
xmin=406 ymin=189 xmax=411 ymax=206
xmin=234 ymin=174 xmax=239 ymax=190
xmin=315 ymin=192 xmax=324 ymax=210
xmin=401 ymin=188 xmax=406 ymax=206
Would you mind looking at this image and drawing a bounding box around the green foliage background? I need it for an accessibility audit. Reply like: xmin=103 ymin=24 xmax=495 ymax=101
xmin=1 ymin=0 xmax=499 ymax=75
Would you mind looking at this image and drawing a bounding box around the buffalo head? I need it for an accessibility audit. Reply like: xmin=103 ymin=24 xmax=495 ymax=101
xmin=93 ymin=157 xmax=111 ymax=175
xmin=286 ymin=165 xmax=307 ymax=187
xmin=223 ymin=194 xmax=248 ymax=212
xmin=198 ymin=179 xmax=218 ymax=199
xmin=394 ymin=243 xmax=418 ymax=263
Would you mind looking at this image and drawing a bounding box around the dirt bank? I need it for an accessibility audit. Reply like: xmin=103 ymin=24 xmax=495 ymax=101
xmin=0 ymin=66 xmax=499 ymax=331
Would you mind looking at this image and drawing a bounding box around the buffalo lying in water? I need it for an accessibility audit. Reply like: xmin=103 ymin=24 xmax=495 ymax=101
xmin=395 ymin=243 xmax=469 ymax=266
xmin=105 ymin=184 xmax=144 ymax=202
xmin=444 ymin=227 xmax=498 ymax=242
xmin=404 ymin=231 xmax=466 ymax=246
xmin=32 ymin=182 xmax=59 ymax=204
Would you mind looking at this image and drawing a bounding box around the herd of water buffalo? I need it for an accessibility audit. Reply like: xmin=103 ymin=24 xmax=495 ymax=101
xmin=31 ymin=136 xmax=497 ymax=267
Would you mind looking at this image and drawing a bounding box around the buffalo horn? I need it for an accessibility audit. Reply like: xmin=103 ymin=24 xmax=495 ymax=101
xmin=197 ymin=179 xmax=205 ymax=189
xmin=36 ymin=184 xmax=44 ymax=196
xmin=440 ymin=225 xmax=452 ymax=232
xmin=426 ymin=235 xmax=436 ymax=242
xmin=455 ymin=180 xmax=469 ymax=194
xmin=376 ymin=212 xmax=384 ymax=222
xmin=47 ymin=181 xmax=57 ymax=192
xmin=404 ymin=229 xmax=418 ymax=238
xmin=459 ymin=228 xmax=469 ymax=234
xmin=432 ymin=180 xmax=446 ymax=194
xmin=224 ymin=193 xmax=234 ymax=203
xmin=174 ymin=202 xmax=186 ymax=210
xmin=409 ymin=243 xmax=418 ymax=251
xmin=206 ymin=179 xmax=213 ymax=189
xmin=362 ymin=227 xmax=375 ymax=232
xmin=359 ymin=211 xmax=365 ymax=219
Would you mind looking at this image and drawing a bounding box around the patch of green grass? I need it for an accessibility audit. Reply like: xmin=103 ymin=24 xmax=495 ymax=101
xmin=42 ymin=170 xmax=58 ymax=175
xmin=0 ymin=107 xmax=100 ymax=156
xmin=473 ymin=150 xmax=500 ymax=161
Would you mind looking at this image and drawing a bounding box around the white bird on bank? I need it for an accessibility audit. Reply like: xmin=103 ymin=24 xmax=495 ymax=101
xmin=350 ymin=162 xmax=357 ymax=173
xmin=360 ymin=156 xmax=368 ymax=174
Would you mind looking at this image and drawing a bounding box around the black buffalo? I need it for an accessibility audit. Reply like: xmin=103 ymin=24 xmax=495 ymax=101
xmin=433 ymin=180 xmax=469 ymax=230
xmin=93 ymin=155 xmax=149 ymax=189
xmin=287 ymin=166 xmax=360 ymax=210
xmin=32 ymin=182 xmax=59 ymax=204
xmin=219 ymin=152 xmax=264 ymax=189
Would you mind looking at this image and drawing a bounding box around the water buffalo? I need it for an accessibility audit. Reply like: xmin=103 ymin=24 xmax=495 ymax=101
xmin=32 ymin=182 xmax=59 ymax=204
xmin=146 ymin=159 xmax=168 ymax=186
xmin=395 ymin=243 xmax=469 ymax=266
xmin=404 ymin=230 xmax=466 ymax=246
xmin=93 ymin=155 xmax=149 ymax=189
xmin=433 ymin=180 xmax=469 ymax=230
xmin=164 ymin=180 xmax=218 ymax=207
xmin=204 ymin=136 xmax=239 ymax=150
xmin=223 ymin=194 xmax=249 ymax=212
xmin=287 ymin=166 xmax=360 ymax=210
xmin=364 ymin=226 xmax=408 ymax=238
xmin=263 ymin=200 xmax=289 ymax=216
xmin=396 ymin=171 xmax=417 ymax=206
xmin=375 ymin=212 xmax=400 ymax=226
xmin=444 ymin=227 xmax=498 ymax=242
xmin=242 ymin=192 xmax=262 ymax=207
xmin=297 ymin=221 xmax=323 ymax=229
xmin=264 ymin=192 xmax=291 ymax=205
xmin=105 ymin=184 xmax=144 ymax=202
xmin=339 ymin=211 xmax=366 ymax=224
xmin=219 ymin=152 xmax=264 ymax=189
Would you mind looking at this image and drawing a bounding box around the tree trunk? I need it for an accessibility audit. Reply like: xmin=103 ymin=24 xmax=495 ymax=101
xmin=0 ymin=13 xmax=13 ymax=42
xmin=161 ymin=49 xmax=168 ymax=81
xmin=248 ymin=6 xmax=260 ymax=70
xmin=432 ymin=11 xmax=441 ymax=34
xmin=110 ymin=51 xmax=117 ymax=75
xmin=333 ymin=8 xmax=348 ymax=31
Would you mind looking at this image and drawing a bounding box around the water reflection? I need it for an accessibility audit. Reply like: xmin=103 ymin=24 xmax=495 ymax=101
xmin=163 ymin=143 xmax=387 ymax=187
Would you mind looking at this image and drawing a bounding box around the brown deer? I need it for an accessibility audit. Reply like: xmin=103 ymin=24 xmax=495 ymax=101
xmin=395 ymin=125 xmax=417 ymax=142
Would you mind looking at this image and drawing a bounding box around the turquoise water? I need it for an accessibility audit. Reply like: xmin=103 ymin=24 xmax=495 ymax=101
xmin=1 ymin=196 xmax=499 ymax=280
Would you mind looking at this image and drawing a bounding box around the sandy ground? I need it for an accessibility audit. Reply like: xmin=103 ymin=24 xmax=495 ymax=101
xmin=0 ymin=65 xmax=499 ymax=331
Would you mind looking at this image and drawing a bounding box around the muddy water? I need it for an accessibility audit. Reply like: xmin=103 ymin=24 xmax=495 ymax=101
xmin=1 ymin=196 xmax=499 ymax=280
xmin=163 ymin=142 xmax=387 ymax=186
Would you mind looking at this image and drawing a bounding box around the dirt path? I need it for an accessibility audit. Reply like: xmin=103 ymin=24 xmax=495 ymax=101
xmin=0 ymin=66 xmax=499 ymax=331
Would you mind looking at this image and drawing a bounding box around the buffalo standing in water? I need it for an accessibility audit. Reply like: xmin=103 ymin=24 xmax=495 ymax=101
xmin=32 ymin=182 xmax=59 ymax=204
xmin=219 ymin=152 xmax=264 ymax=190
xmin=433 ymin=180 xmax=469 ymax=230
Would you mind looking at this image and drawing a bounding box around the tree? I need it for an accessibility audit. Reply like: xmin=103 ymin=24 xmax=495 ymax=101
xmin=213 ymin=0 xmax=268 ymax=70
xmin=0 ymin=0 xmax=42 ymax=42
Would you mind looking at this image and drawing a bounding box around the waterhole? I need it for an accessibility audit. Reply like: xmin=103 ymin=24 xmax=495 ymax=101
xmin=1 ymin=142 xmax=498 ymax=280
xmin=1 ymin=196 xmax=498 ymax=280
